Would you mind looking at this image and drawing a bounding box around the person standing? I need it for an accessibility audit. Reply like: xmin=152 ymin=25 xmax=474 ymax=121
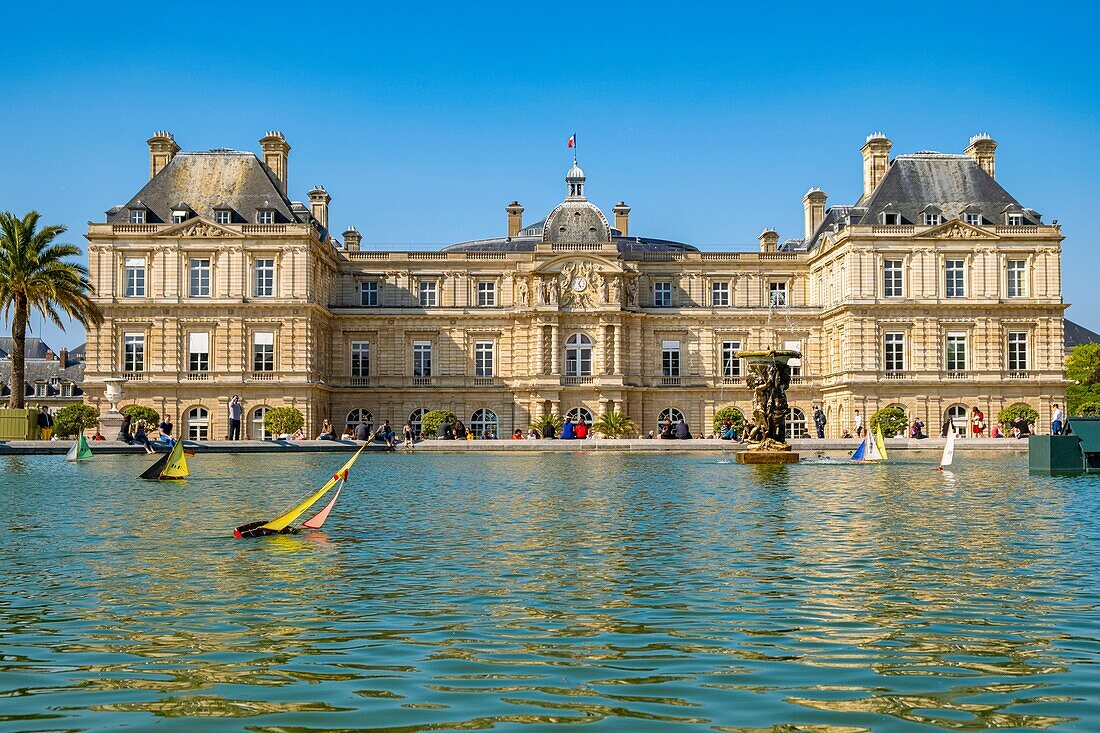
xmin=228 ymin=395 xmax=243 ymax=440
xmin=971 ymin=406 xmax=985 ymax=437
xmin=813 ymin=405 xmax=827 ymax=439
xmin=1051 ymin=403 xmax=1064 ymax=435
xmin=853 ymin=409 xmax=864 ymax=438
xmin=37 ymin=405 xmax=54 ymax=440
xmin=403 ymin=420 xmax=414 ymax=448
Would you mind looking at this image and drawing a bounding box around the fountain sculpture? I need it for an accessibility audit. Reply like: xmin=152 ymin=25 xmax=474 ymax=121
xmin=734 ymin=349 xmax=801 ymax=464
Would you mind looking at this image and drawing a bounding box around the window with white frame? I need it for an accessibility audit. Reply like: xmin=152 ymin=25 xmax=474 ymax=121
xmin=769 ymin=281 xmax=788 ymax=307
xmin=477 ymin=281 xmax=496 ymax=307
xmin=172 ymin=210 xmax=187 ymax=224
xmin=881 ymin=212 xmax=900 ymax=225
xmin=722 ymin=340 xmax=742 ymax=378
xmin=214 ymin=209 xmax=232 ymax=225
xmin=129 ymin=209 xmax=146 ymax=224
xmin=565 ymin=333 xmax=593 ymax=376
xmin=252 ymin=331 xmax=275 ymax=372
xmin=566 ymin=407 xmax=594 ymax=426
xmin=1006 ymin=260 xmax=1026 ymax=298
xmin=474 ymin=341 xmax=494 ymax=377
xmin=1007 ymin=212 xmax=1024 ymax=226
xmin=409 ymin=408 xmax=428 ymax=436
xmin=653 ymin=281 xmax=672 ymax=307
xmin=945 ymin=259 xmax=966 ymax=298
xmin=656 ymin=407 xmax=684 ymax=430
xmin=923 ymin=213 xmax=942 ymax=226
xmin=186 ymin=407 xmax=209 ymax=441
xmin=350 ymin=341 xmax=370 ymax=378
xmin=251 ymin=407 xmax=269 ymax=440
xmin=418 ymin=280 xmax=437 ymax=307
xmin=257 ymin=210 xmax=275 ymax=225
xmin=413 ymin=341 xmax=432 ymax=377
xmin=965 ymin=212 xmax=982 ymax=226
xmin=360 ymin=281 xmax=379 ymax=306
xmin=123 ymin=333 xmax=144 ymax=372
xmin=189 ymin=258 xmax=210 ymax=297
xmin=946 ymin=332 xmax=967 ymax=371
xmin=662 ymin=340 xmax=681 ymax=377
xmin=884 ymin=332 xmax=905 ymax=372
xmin=783 ymin=339 xmax=802 ymax=376
xmin=124 ymin=257 xmax=146 ymax=297
xmin=254 ymin=258 xmax=275 ymax=297
xmin=345 ymin=408 xmax=372 ymax=429
xmin=1007 ymin=332 xmax=1029 ymax=371
xmin=470 ymin=408 xmax=498 ymax=437
xmin=711 ymin=281 xmax=730 ymax=307
xmin=188 ymin=331 xmax=210 ymax=372
xmin=883 ymin=259 xmax=903 ymax=297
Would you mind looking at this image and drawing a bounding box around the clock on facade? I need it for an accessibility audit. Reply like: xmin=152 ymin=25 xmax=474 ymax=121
xmin=572 ymin=276 xmax=588 ymax=292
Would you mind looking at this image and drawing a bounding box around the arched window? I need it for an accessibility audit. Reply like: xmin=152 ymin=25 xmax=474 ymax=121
xmin=186 ymin=407 xmax=210 ymax=441
xmin=945 ymin=404 xmax=968 ymax=435
xmin=470 ymin=408 xmax=498 ymax=438
xmin=346 ymin=408 xmax=373 ymax=429
xmin=565 ymin=333 xmax=593 ymax=376
xmin=251 ymin=406 xmax=269 ymax=440
xmin=565 ymin=407 xmax=594 ymax=426
xmin=786 ymin=407 xmax=808 ymax=439
xmin=409 ymin=408 xmax=428 ymax=437
xmin=657 ymin=407 xmax=685 ymax=431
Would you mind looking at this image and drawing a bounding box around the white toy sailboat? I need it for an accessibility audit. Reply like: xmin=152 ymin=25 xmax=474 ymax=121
xmin=936 ymin=429 xmax=956 ymax=470
xmin=851 ymin=426 xmax=889 ymax=463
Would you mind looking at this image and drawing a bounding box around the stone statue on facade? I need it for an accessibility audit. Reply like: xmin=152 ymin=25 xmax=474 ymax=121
xmin=517 ymin=277 xmax=530 ymax=307
xmin=625 ymin=277 xmax=638 ymax=306
xmin=609 ymin=275 xmax=622 ymax=305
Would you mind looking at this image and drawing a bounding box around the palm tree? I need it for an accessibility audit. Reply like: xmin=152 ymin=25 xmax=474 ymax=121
xmin=594 ymin=410 xmax=638 ymax=439
xmin=0 ymin=211 xmax=102 ymax=409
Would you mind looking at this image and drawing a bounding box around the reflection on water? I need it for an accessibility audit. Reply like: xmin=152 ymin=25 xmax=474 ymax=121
xmin=1 ymin=451 xmax=1098 ymax=731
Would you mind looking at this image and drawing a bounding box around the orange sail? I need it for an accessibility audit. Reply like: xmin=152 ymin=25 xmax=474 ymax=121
xmin=300 ymin=474 xmax=345 ymax=529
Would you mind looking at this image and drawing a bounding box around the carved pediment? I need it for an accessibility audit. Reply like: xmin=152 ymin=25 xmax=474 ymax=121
xmin=912 ymin=219 xmax=998 ymax=241
xmin=156 ymin=218 xmax=242 ymax=239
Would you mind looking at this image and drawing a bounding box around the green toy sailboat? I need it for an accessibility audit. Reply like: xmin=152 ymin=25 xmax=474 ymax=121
xmin=65 ymin=433 xmax=94 ymax=462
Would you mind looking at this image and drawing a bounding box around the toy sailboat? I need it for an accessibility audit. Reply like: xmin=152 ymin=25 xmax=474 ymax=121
xmin=65 ymin=434 xmax=93 ymax=462
xmin=851 ymin=426 xmax=889 ymax=463
xmin=936 ymin=429 xmax=956 ymax=470
xmin=234 ymin=445 xmax=364 ymax=538
xmin=138 ymin=440 xmax=191 ymax=481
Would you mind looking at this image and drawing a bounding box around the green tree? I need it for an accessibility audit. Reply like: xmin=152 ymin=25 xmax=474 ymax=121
xmin=421 ymin=409 xmax=457 ymax=437
xmin=997 ymin=403 xmax=1039 ymax=429
xmin=712 ymin=406 xmax=746 ymax=436
xmin=530 ymin=413 xmax=562 ymax=437
xmin=0 ymin=211 xmax=102 ymax=409
xmin=122 ymin=404 xmax=160 ymax=426
xmin=593 ymin=410 xmax=638 ymax=438
xmin=1066 ymin=343 xmax=1100 ymax=415
xmin=264 ymin=406 xmax=304 ymax=437
xmin=870 ymin=406 xmax=908 ymax=438
xmin=53 ymin=403 xmax=100 ymax=438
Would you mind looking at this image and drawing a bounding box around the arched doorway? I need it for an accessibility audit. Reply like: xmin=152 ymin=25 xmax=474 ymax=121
xmin=470 ymin=408 xmax=498 ymax=438
xmin=186 ymin=406 xmax=209 ymax=441
xmin=786 ymin=407 xmax=808 ymax=439
xmin=251 ymin=406 xmax=269 ymax=440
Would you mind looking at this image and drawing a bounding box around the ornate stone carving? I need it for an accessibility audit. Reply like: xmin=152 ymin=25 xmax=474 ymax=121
xmin=557 ymin=261 xmax=601 ymax=309
xmin=625 ymin=277 xmax=638 ymax=306
xmin=915 ymin=220 xmax=996 ymax=240
xmin=517 ymin=276 xmax=530 ymax=307
xmin=739 ymin=349 xmax=799 ymax=452
xmin=175 ymin=221 xmax=237 ymax=238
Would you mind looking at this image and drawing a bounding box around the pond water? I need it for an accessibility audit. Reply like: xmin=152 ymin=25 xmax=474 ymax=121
xmin=1 ymin=451 xmax=1098 ymax=732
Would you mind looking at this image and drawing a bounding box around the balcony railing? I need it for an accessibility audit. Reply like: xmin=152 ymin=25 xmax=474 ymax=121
xmin=1006 ymin=370 xmax=1032 ymax=379
xmin=184 ymin=371 xmax=210 ymax=381
xmin=661 ymin=376 xmax=682 ymax=387
xmin=721 ymin=376 xmax=744 ymax=385
xmin=881 ymin=371 xmax=909 ymax=380
xmin=350 ymin=376 xmax=371 ymax=387
xmin=123 ymin=371 xmax=146 ymax=381
xmin=945 ymin=371 xmax=970 ymax=379
xmin=562 ymin=376 xmax=593 ymax=386
xmin=472 ymin=377 xmax=498 ymax=387
xmin=412 ymin=376 xmax=433 ymax=387
xmin=247 ymin=371 xmax=277 ymax=381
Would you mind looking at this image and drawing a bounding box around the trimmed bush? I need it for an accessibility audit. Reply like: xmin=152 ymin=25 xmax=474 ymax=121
xmin=712 ymin=406 xmax=746 ymax=435
xmin=997 ymin=403 xmax=1038 ymax=429
xmin=264 ymin=406 xmax=304 ymax=437
xmin=421 ymin=409 xmax=457 ymax=437
xmin=122 ymin=405 xmax=159 ymax=426
xmin=870 ymin=406 xmax=907 ymax=438
xmin=53 ymin=403 xmax=100 ymax=438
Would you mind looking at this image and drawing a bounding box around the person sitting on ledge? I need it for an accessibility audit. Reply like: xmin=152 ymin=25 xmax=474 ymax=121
xmin=574 ymin=421 xmax=588 ymax=439
xmin=117 ymin=413 xmax=134 ymax=444
xmin=317 ymin=419 xmax=336 ymax=441
xmin=675 ymin=418 xmax=692 ymax=440
xmin=92 ymin=430 xmax=106 ymax=441
xmin=512 ymin=429 xmax=524 ymax=440
xmin=1011 ymin=417 xmax=1032 ymax=439
xmin=560 ymin=418 xmax=575 ymax=440
xmin=341 ymin=425 xmax=355 ymax=441
xmin=542 ymin=422 xmax=556 ymax=439
xmin=910 ymin=418 xmax=926 ymax=439
xmin=526 ymin=428 xmax=539 ymax=440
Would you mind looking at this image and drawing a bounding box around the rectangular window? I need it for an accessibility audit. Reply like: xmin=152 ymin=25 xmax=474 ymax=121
xmin=923 ymin=213 xmax=942 ymax=226
xmin=129 ymin=209 xmax=145 ymax=224
xmin=946 ymin=332 xmax=967 ymax=371
xmin=884 ymin=332 xmax=905 ymax=371
xmin=350 ymin=341 xmax=370 ymax=377
xmin=883 ymin=259 xmax=903 ymax=298
xmin=188 ymin=331 xmax=210 ymax=372
xmin=769 ymin=282 xmax=788 ymax=307
xmin=124 ymin=257 xmax=146 ymax=297
xmin=1007 ymin=332 xmax=1028 ymax=371
xmin=172 ymin=212 xmax=187 ymax=224
xmin=882 ymin=212 xmax=900 ymax=225
xmin=477 ymin=281 xmax=496 ymax=307
xmin=1006 ymin=260 xmax=1026 ymax=298
xmin=123 ymin=333 xmax=145 ymax=372
xmin=413 ymin=341 xmax=432 ymax=377
xmin=653 ymin=281 xmax=672 ymax=307
xmin=475 ymin=341 xmax=494 ymax=377
xmin=965 ymin=212 xmax=981 ymax=226
xmin=711 ymin=281 xmax=730 ymax=307
xmin=360 ymin=281 xmax=379 ymax=307
xmin=661 ymin=340 xmax=680 ymax=377
xmin=189 ymin=258 xmax=211 ymax=297
xmin=257 ymin=210 xmax=275 ymax=225
xmin=214 ymin=209 xmax=231 ymax=225
xmin=783 ymin=339 xmax=802 ymax=376
xmin=254 ymin=258 xmax=275 ymax=297
xmin=419 ymin=281 xmax=437 ymax=307
xmin=253 ymin=331 xmax=275 ymax=372
xmin=945 ymin=259 xmax=966 ymax=298
xmin=1007 ymin=213 xmax=1023 ymax=226
xmin=722 ymin=340 xmax=742 ymax=378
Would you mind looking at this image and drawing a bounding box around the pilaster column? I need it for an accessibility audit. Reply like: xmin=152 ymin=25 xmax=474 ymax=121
xmin=551 ymin=324 xmax=560 ymax=375
xmin=613 ymin=324 xmax=622 ymax=374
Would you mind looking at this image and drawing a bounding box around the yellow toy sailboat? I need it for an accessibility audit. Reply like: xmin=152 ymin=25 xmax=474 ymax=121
xmin=138 ymin=440 xmax=191 ymax=480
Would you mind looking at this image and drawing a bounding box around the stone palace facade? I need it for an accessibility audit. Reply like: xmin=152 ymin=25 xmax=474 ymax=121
xmin=81 ymin=130 xmax=1066 ymax=439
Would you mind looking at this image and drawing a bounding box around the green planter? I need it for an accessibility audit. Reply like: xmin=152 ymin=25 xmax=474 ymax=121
xmin=0 ymin=408 xmax=37 ymax=440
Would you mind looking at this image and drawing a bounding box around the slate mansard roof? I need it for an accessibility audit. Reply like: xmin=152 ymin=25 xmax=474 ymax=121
xmin=107 ymin=150 xmax=306 ymax=226
xmin=1065 ymin=320 xmax=1100 ymax=350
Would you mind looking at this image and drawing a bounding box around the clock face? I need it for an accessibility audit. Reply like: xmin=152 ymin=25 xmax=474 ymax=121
xmin=572 ymin=276 xmax=588 ymax=292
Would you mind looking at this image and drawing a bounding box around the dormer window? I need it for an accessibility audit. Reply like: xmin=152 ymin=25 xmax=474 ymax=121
xmin=129 ymin=208 xmax=146 ymax=224
xmin=257 ymin=210 xmax=275 ymax=225
xmin=965 ymin=213 xmax=982 ymax=226
xmin=923 ymin=213 xmax=942 ymax=226
xmin=881 ymin=212 xmax=900 ymax=225
xmin=214 ymin=209 xmax=232 ymax=225
xmin=172 ymin=210 xmax=189 ymax=224
xmin=1006 ymin=213 xmax=1024 ymax=226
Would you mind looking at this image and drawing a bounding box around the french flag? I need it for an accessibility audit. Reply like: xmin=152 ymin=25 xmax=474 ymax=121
xmin=567 ymin=134 xmax=576 ymax=149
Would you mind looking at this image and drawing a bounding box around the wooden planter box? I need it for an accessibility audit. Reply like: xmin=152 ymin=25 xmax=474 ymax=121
xmin=0 ymin=408 xmax=37 ymax=440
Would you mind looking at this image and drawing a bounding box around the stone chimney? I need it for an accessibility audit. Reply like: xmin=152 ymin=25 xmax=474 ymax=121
xmin=343 ymin=226 xmax=362 ymax=251
xmin=802 ymin=188 xmax=827 ymax=239
xmin=759 ymin=228 xmax=779 ymax=253
xmin=613 ymin=201 xmax=631 ymax=237
xmin=59 ymin=348 xmax=68 ymax=368
xmin=506 ymin=201 xmax=524 ymax=237
xmin=147 ymin=131 xmax=179 ymax=179
xmin=260 ymin=131 xmax=291 ymax=195
xmin=860 ymin=132 xmax=892 ymax=198
xmin=308 ymin=186 xmax=331 ymax=230
xmin=965 ymin=133 xmax=997 ymax=178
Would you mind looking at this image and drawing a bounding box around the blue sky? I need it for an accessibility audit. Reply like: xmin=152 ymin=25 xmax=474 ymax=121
xmin=1 ymin=0 xmax=1097 ymax=348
